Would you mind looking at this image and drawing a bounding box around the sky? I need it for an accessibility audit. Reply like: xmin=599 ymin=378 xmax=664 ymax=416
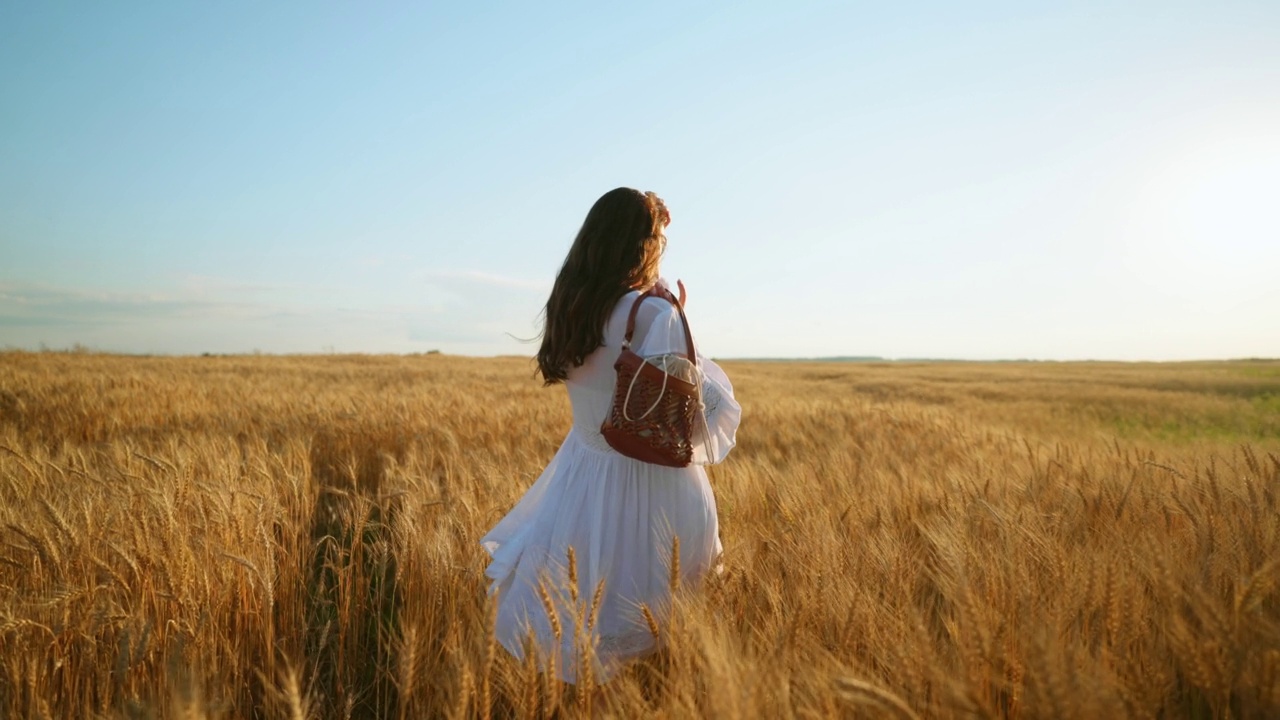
xmin=2 ymin=1 xmax=1278 ymax=360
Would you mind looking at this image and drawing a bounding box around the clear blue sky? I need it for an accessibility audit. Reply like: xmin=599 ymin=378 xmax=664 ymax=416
xmin=2 ymin=1 xmax=1277 ymax=359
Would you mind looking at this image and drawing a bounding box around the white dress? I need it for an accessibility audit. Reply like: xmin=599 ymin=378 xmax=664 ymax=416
xmin=481 ymin=287 xmax=741 ymax=683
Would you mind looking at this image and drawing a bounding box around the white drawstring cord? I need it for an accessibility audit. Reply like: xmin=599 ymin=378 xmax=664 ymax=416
xmin=622 ymin=357 xmax=670 ymax=421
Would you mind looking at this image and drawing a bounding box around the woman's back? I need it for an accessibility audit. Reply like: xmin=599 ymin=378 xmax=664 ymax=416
xmin=566 ymin=290 xmax=685 ymax=435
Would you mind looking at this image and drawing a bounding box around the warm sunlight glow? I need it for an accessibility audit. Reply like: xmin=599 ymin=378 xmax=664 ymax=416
xmin=1119 ymin=118 xmax=1280 ymax=294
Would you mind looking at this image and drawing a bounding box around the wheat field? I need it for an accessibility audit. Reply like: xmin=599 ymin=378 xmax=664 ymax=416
xmin=1 ymin=351 xmax=1278 ymax=719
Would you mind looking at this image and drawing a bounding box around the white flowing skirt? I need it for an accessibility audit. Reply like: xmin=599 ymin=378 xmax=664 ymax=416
xmin=480 ymin=426 xmax=722 ymax=683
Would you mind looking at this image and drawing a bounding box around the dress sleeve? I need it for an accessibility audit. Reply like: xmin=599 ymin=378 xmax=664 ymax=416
xmin=693 ymin=353 xmax=741 ymax=465
xmin=630 ymin=295 xmax=741 ymax=465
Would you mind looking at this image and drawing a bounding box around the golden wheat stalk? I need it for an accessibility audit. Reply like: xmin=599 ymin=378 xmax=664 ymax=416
xmin=835 ymin=677 xmax=922 ymax=720
xmin=588 ymin=578 xmax=605 ymax=631
xmin=640 ymin=603 xmax=660 ymax=640
xmin=537 ymin=580 xmax=561 ymax=641
xmin=480 ymin=601 xmax=496 ymax=720
xmin=566 ymin=545 xmax=578 ymax=604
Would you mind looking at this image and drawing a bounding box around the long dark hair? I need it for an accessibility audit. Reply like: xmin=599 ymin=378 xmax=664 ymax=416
xmin=536 ymin=187 xmax=669 ymax=384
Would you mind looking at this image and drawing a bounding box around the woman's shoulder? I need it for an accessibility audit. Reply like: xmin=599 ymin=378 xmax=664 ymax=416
xmin=604 ymin=288 xmax=673 ymax=342
xmin=609 ymin=289 xmax=644 ymax=320
xmin=614 ymin=287 xmax=683 ymax=324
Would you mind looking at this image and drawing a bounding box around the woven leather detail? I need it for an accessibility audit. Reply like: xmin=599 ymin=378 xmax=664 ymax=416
xmin=601 ymin=347 xmax=700 ymax=467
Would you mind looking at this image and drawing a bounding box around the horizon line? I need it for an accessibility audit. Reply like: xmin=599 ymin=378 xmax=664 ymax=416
xmin=2 ymin=347 xmax=1276 ymax=365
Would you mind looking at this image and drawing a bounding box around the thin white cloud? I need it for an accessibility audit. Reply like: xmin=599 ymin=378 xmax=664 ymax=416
xmin=0 ymin=281 xmax=534 ymax=355
xmin=176 ymin=274 xmax=342 ymax=298
xmin=416 ymin=269 xmax=550 ymax=293
xmin=0 ymin=282 xmax=257 ymax=321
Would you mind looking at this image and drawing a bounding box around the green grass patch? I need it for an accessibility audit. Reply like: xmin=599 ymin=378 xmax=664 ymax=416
xmin=1105 ymin=403 xmax=1279 ymax=444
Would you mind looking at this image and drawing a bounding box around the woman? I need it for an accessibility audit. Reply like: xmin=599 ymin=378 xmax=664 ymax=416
xmin=480 ymin=187 xmax=741 ymax=683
